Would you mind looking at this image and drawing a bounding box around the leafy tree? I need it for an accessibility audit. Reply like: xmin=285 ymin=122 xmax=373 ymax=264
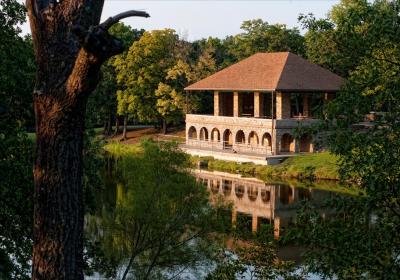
xmin=300 ymin=0 xmax=400 ymax=77
xmin=292 ymin=1 xmax=400 ymax=278
xmin=225 ymin=19 xmax=305 ymax=62
xmin=115 ymin=29 xmax=179 ymax=136
xmin=0 ymin=1 xmax=35 ymax=279
xmin=87 ymin=24 xmax=144 ymax=136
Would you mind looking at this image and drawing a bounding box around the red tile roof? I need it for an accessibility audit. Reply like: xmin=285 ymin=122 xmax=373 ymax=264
xmin=185 ymin=52 xmax=345 ymax=92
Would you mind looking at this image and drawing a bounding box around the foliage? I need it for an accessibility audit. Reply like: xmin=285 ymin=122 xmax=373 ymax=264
xmin=0 ymin=1 xmax=35 ymax=279
xmin=86 ymin=140 xmax=221 ymax=279
xmin=114 ymin=29 xmax=179 ymax=124
xmin=200 ymin=152 xmax=339 ymax=180
xmin=224 ymin=19 xmax=305 ymax=63
xmin=293 ymin=0 xmax=400 ymax=278
xmin=86 ymin=24 xmax=144 ymax=133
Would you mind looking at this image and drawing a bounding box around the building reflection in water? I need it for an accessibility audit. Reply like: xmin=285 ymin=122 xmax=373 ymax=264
xmin=195 ymin=169 xmax=334 ymax=239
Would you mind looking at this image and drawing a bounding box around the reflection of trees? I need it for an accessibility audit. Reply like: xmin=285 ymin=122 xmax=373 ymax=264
xmin=85 ymin=141 xmax=218 ymax=280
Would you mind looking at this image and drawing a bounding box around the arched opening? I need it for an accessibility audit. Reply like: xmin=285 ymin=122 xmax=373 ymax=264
xmin=223 ymin=129 xmax=233 ymax=149
xmin=261 ymin=189 xmax=271 ymax=203
xmin=235 ymin=130 xmax=245 ymax=144
xmin=235 ymin=185 xmax=245 ymax=199
xmin=299 ymin=134 xmax=312 ymax=152
xmin=262 ymin=133 xmax=272 ymax=148
xmin=199 ymin=127 xmax=208 ymax=141
xmin=211 ymin=180 xmax=220 ymax=194
xmin=223 ymin=180 xmax=232 ymax=196
xmin=188 ymin=126 xmax=197 ymax=140
xmin=279 ymin=185 xmax=294 ymax=205
xmin=248 ymin=131 xmax=259 ymax=146
xmin=247 ymin=186 xmax=258 ymax=201
xmin=211 ymin=128 xmax=220 ymax=142
xmin=280 ymin=133 xmax=294 ymax=153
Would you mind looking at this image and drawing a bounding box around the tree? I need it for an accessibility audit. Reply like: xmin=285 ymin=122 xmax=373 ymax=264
xmin=0 ymin=1 xmax=35 ymax=279
xmin=291 ymin=0 xmax=400 ymax=278
xmin=114 ymin=29 xmax=179 ymax=134
xmin=25 ymin=2 xmax=149 ymax=279
xmin=225 ymin=19 xmax=305 ymax=63
xmin=87 ymin=24 xmax=144 ymax=136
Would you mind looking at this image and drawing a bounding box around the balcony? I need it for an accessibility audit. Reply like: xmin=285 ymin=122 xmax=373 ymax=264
xmin=185 ymin=114 xmax=319 ymax=156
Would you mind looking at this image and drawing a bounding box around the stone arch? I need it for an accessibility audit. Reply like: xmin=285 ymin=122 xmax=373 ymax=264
xmin=261 ymin=189 xmax=271 ymax=203
xmin=248 ymin=131 xmax=259 ymax=146
xmin=223 ymin=180 xmax=232 ymax=196
xmin=211 ymin=128 xmax=220 ymax=142
xmin=279 ymin=185 xmax=294 ymax=205
xmin=280 ymin=133 xmax=295 ymax=153
xmin=211 ymin=180 xmax=220 ymax=194
xmin=199 ymin=127 xmax=208 ymax=141
xmin=235 ymin=185 xmax=245 ymax=199
xmin=261 ymin=132 xmax=272 ymax=148
xmin=188 ymin=126 xmax=197 ymax=139
xmin=235 ymin=130 xmax=245 ymax=144
xmin=299 ymin=134 xmax=312 ymax=152
xmin=247 ymin=186 xmax=258 ymax=202
xmin=223 ymin=129 xmax=233 ymax=148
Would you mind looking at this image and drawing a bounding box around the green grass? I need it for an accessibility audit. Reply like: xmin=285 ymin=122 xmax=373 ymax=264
xmin=103 ymin=142 xmax=142 ymax=158
xmin=194 ymin=152 xmax=340 ymax=181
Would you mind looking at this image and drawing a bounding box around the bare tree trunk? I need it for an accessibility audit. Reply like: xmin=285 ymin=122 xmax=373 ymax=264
xmin=26 ymin=1 xmax=149 ymax=279
xmin=162 ymin=118 xmax=167 ymax=134
xmin=114 ymin=116 xmax=120 ymax=136
xmin=103 ymin=113 xmax=112 ymax=136
xmin=122 ymin=114 xmax=128 ymax=140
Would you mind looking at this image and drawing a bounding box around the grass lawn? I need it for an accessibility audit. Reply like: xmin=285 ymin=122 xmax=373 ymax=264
xmin=194 ymin=152 xmax=340 ymax=181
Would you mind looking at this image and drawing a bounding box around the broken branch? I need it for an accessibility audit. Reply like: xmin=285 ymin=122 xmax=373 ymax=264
xmin=100 ymin=10 xmax=150 ymax=30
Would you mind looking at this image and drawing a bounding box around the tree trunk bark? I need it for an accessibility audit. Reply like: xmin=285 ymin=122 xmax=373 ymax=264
xmin=32 ymin=95 xmax=86 ymax=280
xmin=26 ymin=2 xmax=149 ymax=279
xmin=162 ymin=118 xmax=167 ymax=134
xmin=114 ymin=116 xmax=120 ymax=136
xmin=122 ymin=114 xmax=128 ymax=140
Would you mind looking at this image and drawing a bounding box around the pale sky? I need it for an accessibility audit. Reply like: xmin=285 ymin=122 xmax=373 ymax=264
xmin=21 ymin=0 xmax=340 ymax=41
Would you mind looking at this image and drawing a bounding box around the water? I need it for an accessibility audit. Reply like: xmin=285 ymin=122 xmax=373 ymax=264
xmin=85 ymin=166 xmax=346 ymax=279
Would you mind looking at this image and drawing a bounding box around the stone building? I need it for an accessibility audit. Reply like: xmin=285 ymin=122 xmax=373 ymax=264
xmin=184 ymin=52 xmax=344 ymax=163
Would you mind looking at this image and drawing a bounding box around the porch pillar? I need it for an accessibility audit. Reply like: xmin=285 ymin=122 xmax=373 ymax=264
xmin=274 ymin=217 xmax=280 ymax=240
xmin=233 ymin=91 xmax=241 ymax=117
xmin=276 ymin=92 xmax=291 ymax=119
xmin=271 ymin=133 xmax=279 ymax=155
xmin=214 ymin=91 xmax=222 ymax=116
xmin=252 ymin=215 xmax=258 ymax=233
xmin=254 ymin=92 xmax=264 ymax=118
xmin=231 ymin=208 xmax=237 ymax=229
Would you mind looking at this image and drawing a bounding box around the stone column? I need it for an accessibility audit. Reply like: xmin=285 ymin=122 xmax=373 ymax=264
xmin=252 ymin=215 xmax=258 ymax=233
xmin=276 ymin=92 xmax=291 ymax=119
xmin=233 ymin=92 xmax=240 ymax=117
xmin=254 ymin=92 xmax=264 ymax=118
xmin=303 ymin=93 xmax=310 ymax=117
xmin=271 ymin=132 xmax=279 ymax=155
xmin=214 ymin=91 xmax=222 ymax=116
xmin=231 ymin=208 xmax=237 ymax=229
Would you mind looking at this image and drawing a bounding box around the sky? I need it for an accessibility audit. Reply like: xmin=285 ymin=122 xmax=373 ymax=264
xmin=21 ymin=0 xmax=340 ymax=41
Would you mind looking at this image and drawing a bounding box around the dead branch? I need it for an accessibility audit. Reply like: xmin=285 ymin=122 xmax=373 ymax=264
xmin=100 ymin=10 xmax=150 ymax=30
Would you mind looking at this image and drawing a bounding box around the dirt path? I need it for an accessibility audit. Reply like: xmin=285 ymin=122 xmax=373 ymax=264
xmin=109 ymin=126 xmax=186 ymax=144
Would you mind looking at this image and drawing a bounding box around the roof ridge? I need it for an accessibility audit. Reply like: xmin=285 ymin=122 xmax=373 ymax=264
xmin=274 ymin=52 xmax=290 ymax=90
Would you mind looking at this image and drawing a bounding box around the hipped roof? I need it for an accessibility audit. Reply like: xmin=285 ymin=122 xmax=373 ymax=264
xmin=185 ymin=52 xmax=345 ymax=92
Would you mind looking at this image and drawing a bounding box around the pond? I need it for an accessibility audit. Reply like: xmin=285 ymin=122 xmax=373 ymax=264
xmin=85 ymin=162 xmax=348 ymax=280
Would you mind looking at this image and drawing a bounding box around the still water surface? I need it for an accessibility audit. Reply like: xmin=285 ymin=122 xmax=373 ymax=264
xmin=86 ymin=168 xmax=345 ymax=279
